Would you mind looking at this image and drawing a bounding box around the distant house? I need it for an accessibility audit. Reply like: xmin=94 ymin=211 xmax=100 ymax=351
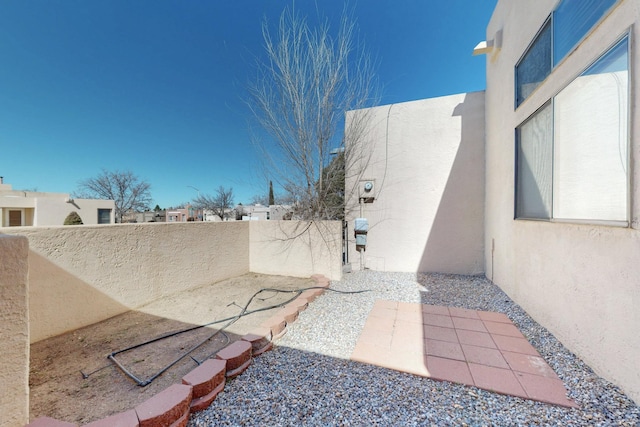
xmin=0 ymin=178 xmax=115 ymax=227
xmin=238 ymin=204 xmax=292 ymax=221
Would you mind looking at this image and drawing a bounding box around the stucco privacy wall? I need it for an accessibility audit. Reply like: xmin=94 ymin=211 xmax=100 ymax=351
xmin=4 ymin=220 xmax=340 ymax=343
xmin=484 ymin=0 xmax=640 ymax=403
xmin=249 ymin=220 xmax=342 ymax=281
xmin=0 ymin=235 xmax=29 ymax=427
xmin=345 ymin=93 xmax=485 ymax=274
xmin=6 ymin=222 xmax=250 ymax=342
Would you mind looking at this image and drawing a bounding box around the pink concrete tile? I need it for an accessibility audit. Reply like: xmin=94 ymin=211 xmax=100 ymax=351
xmin=468 ymin=363 xmax=527 ymax=399
xmin=352 ymin=344 xmax=400 ymax=372
xmin=462 ymin=344 xmax=509 ymax=369
xmin=369 ymin=307 xmax=398 ymax=320
xmin=363 ymin=315 xmax=395 ymax=333
xmin=483 ymin=320 xmax=523 ymax=338
xmin=393 ymin=320 xmax=424 ymax=340
xmin=397 ymin=301 xmax=423 ymax=312
xmin=425 ymin=339 xmax=465 ymax=361
xmin=515 ymin=372 xmax=578 ymax=408
xmin=491 ymin=335 xmax=539 ymax=355
xmin=351 ymin=340 xmax=393 ymax=365
xmin=455 ymin=329 xmax=496 ymax=349
xmin=391 ymin=332 xmax=423 ymax=355
xmin=448 ymin=307 xmax=480 ymax=319
xmin=426 ymin=356 xmax=473 ymax=385
xmin=395 ymin=309 xmax=424 ymax=324
xmin=477 ymin=310 xmax=512 ymax=324
xmin=452 ymin=317 xmax=488 ymax=332
xmin=391 ymin=351 xmax=429 ymax=377
xmin=502 ymin=351 xmax=558 ymax=378
xmin=421 ymin=304 xmax=450 ymax=316
xmin=422 ymin=313 xmax=455 ymax=328
xmin=374 ymin=300 xmax=398 ymax=310
xmin=423 ymin=325 xmax=458 ymax=343
xmin=357 ymin=328 xmax=393 ymax=349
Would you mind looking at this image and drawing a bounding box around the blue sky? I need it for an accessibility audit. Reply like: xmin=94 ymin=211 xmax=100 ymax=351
xmin=0 ymin=0 xmax=496 ymax=208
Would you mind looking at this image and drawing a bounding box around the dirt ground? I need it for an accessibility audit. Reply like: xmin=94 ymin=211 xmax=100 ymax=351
xmin=29 ymin=273 xmax=315 ymax=425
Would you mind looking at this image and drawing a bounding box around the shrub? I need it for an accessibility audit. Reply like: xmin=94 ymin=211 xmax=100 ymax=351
xmin=64 ymin=211 xmax=83 ymax=225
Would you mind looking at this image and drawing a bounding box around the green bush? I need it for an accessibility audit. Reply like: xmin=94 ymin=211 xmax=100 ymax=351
xmin=63 ymin=211 xmax=83 ymax=225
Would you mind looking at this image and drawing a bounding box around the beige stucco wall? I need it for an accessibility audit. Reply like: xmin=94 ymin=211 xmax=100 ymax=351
xmin=249 ymin=220 xmax=342 ymax=281
xmin=0 ymin=235 xmax=29 ymax=427
xmin=345 ymin=93 xmax=485 ymax=274
xmin=34 ymin=197 xmax=115 ymax=226
xmin=6 ymin=222 xmax=250 ymax=342
xmin=484 ymin=0 xmax=640 ymax=403
xmin=3 ymin=220 xmax=340 ymax=343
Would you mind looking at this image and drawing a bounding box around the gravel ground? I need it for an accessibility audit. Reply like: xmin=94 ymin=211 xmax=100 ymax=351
xmin=189 ymin=271 xmax=640 ymax=426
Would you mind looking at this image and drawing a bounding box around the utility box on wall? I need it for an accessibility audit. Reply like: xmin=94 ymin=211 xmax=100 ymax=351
xmin=354 ymin=217 xmax=368 ymax=251
xmin=359 ymin=180 xmax=375 ymax=203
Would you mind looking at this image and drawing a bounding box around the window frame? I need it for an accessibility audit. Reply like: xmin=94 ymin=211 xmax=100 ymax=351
xmin=514 ymin=33 xmax=631 ymax=227
xmin=515 ymin=0 xmax=621 ymax=109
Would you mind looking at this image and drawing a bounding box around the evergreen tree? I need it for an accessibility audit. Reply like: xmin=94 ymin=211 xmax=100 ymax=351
xmin=269 ymin=181 xmax=275 ymax=205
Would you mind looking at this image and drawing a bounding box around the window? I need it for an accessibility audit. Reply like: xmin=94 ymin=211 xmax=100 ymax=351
xmin=515 ymin=36 xmax=629 ymax=224
xmin=516 ymin=103 xmax=552 ymax=219
xmin=553 ymin=0 xmax=618 ymax=65
xmin=516 ymin=20 xmax=551 ymax=107
xmin=97 ymin=209 xmax=112 ymax=224
xmin=515 ymin=0 xmax=619 ymax=107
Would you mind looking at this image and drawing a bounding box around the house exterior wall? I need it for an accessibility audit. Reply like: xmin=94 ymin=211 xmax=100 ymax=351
xmin=484 ymin=0 xmax=640 ymax=403
xmin=0 ymin=235 xmax=29 ymax=427
xmin=345 ymin=93 xmax=485 ymax=274
xmin=0 ymin=183 xmax=115 ymax=227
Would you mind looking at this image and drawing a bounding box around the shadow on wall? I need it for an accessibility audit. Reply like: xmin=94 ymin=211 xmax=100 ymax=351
xmin=29 ymin=250 xmax=129 ymax=343
xmin=419 ymin=92 xmax=485 ymax=274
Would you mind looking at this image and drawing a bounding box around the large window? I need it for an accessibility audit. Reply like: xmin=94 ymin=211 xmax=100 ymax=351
xmin=515 ymin=0 xmax=619 ymax=107
xmin=515 ymin=36 xmax=629 ymax=224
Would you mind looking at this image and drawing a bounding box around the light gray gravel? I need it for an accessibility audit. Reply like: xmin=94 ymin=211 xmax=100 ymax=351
xmin=189 ymin=271 xmax=640 ymax=426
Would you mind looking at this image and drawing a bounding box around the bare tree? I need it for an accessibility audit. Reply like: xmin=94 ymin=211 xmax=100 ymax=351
xmin=248 ymin=6 xmax=379 ymax=221
xmin=193 ymin=186 xmax=234 ymax=221
xmin=77 ymin=169 xmax=152 ymax=223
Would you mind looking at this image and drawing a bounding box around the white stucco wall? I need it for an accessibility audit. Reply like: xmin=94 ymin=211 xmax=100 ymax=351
xmin=0 ymin=235 xmax=29 ymax=427
xmin=345 ymin=93 xmax=485 ymax=274
xmin=484 ymin=0 xmax=640 ymax=403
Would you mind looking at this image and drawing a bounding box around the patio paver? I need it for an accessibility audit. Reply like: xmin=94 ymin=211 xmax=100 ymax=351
xmin=350 ymin=300 xmax=577 ymax=408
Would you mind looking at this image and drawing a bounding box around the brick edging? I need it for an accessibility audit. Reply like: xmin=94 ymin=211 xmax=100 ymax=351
xmin=25 ymin=274 xmax=330 ymax=427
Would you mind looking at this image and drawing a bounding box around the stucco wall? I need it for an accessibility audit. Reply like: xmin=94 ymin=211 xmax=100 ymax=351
xmin=484 ymin=0 xmax=640 ymax=403
xmin=34 ymin=198 xmax=115 ymax=226
xmin=4 ymin=220 xmax=340 ymax=343
xmin=345 ymin=93 xmax=485 ymax=274
xmin=0 ymin=235 xmax=29 ymax=427
xmin=249 ymin=220 xmax=342 ymax=281
xmin=7 ymin=222 xmax=251 ymax=342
